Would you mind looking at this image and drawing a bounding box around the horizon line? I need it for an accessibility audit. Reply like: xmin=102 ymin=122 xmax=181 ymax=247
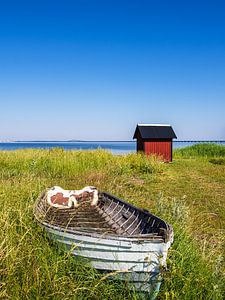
xmin=1 ymin=140 xmax=225 ymax=143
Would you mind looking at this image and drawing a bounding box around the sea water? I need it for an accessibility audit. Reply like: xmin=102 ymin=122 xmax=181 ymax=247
xmin=0 ymin=141 xmax=224 ymax=155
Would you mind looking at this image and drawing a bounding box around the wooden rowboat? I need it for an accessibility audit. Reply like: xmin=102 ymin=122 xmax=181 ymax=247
xmin=34 ymin=188 xmax=173 ymax=298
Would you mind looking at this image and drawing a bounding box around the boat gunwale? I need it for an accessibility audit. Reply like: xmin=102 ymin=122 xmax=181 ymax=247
xmin=36 ymin=220 xmax=168 ymax=243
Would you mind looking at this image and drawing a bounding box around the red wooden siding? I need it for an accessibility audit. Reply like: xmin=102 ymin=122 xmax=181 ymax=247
xmin=143 ymin=139 xmax=172 ymax=162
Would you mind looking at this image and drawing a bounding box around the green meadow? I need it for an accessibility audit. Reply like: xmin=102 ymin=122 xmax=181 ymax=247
xmin=0 ymin=144 xmax=224 ymax=299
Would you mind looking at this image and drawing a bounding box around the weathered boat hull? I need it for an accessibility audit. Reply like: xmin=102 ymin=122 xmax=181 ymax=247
xmin=34 ymin=189 xmax=173 ymax=298
xmin=42 ymin=222 xmax=171 ymax=297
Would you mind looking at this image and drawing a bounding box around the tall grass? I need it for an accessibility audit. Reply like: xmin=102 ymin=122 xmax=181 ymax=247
xmin=154 ymin=194 xmax=224 ymax=299
xmin=174 ymin=143 xmax=225 ymax=158
xmin=0 ymin=149 xmax=224 ymax=299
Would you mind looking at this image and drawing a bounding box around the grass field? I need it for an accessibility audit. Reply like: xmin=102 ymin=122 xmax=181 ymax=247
xmin=0 ymin=144 xmax=224 ymax=299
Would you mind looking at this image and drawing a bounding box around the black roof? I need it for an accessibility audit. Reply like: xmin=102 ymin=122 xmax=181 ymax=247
xmin=133 ymin=124 xmax=177 ymax=139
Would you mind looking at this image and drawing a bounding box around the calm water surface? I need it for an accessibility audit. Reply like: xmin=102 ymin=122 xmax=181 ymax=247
xmin=0 ymin=141 xmax=224 ymax=154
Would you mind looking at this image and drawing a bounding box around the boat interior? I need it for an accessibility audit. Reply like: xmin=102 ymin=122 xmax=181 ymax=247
xmin=34 ymin=190 xmax=172 ymax=242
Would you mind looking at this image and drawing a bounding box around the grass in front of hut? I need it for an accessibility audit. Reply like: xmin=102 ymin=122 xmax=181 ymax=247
xmin=0 ymin=147 xmax=224 ymax=299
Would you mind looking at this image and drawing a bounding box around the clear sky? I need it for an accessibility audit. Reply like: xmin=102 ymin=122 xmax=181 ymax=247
xmin=0 ymin=0 xmax=225 ymax=141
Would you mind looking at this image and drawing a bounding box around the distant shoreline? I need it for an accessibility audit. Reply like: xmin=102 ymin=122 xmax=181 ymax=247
xmin=1 ymin=140 xmax=225 ymax=143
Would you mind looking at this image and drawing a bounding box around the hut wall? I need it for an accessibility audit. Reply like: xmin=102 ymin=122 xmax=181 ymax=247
xmin=143 ymin=139 xmax=172 ymax=162
xmin=137 ymin=138 xmax=144 ymax=152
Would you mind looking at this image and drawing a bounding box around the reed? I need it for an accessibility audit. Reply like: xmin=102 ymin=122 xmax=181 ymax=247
xmin=0 ymin=148 xmax=224 ymax=299
xmin=174 ymin=143 xmax=225 ymax=158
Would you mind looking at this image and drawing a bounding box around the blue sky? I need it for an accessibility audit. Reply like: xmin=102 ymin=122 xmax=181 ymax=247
xmin=0 ymin=0 xmax=225 ymax=140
